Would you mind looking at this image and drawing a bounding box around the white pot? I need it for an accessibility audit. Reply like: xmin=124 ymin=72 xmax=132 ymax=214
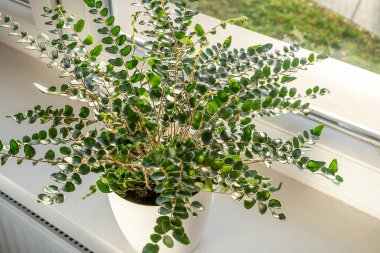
xmin=108 ymin=191 xmax=214 ymax=253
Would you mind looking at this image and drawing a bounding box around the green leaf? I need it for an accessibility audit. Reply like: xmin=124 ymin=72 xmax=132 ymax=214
xmin=268 ymin=199 xmax=281 ymax=208
xmin=79 ymin=106 xmax=90 ymax=118
xmin=148 ymin=75 xmax=162 ymax=87
xmin=63 ymin=181 xmax=76 ymax=192
xmin=37 ymin=194 xmax=53 ymax=205
xmin=0 ymin=140 xmax=3 ymax=151
xmin=63 ymin=105 xmax=73 ymax=116
xmin=142 ymin=243 xmax=159 ymax=253
xmin=150 ymin=234 xmax=161 ymax=243
xmin=256 ymin=190 xmax=270 ymax=201
xmin=109 ymin=58 xmax=123 ymax=67
xmin=9 ymin=139 xmax=19 ymax=155
xmin=263 ymin=65 xmax=271 ymax=77
xmin=312 ymin=125 xmax=325 ymax=137
xmin=151 ymin=172 xmax=165 ymax=181
xmin=90 ymin=45 xmax=102 ymax=57
xmin=258 ymin=202 xmax=267 ymax=214
xmin=308 ymin=53 xmax=315 ymax=62
xmin=307 ymin=160 xmax=326 ymax=172
xmin=78 ymin=164 xmax=90 ymax=175
xmin=51 ymin=172 xmax=67 ymax=183
xmin=329 ymin=159 xmax=338 ymax=173
xmin=115 ymin=34 xmax=126 ymax=46
xmin=241 ymin=99 xmax=253 ymax=112
xmin=174 ymin=32 xmax=185 ymax=40
xmin=281 ymin=76 xmax=296 ymax=83
xmin=131 ymin=73 xmax=144 ymax=83
xmin=206 ymin=101 xmax=219 ymax=114
xmin=335 ymin=175 xmax=344 ymax=183
xmin=200 ymin=130 xmax=213 ymax=145
xmin=126 ymin=59 xmax=138 ymax=70
xmin=100 ymin=8 xmax=108 ymax=17
xmin=244 ymin=199 xmax=256 ymax=209
xmin=74 ymin=19 xmax=85 ymax=33
xmin=102 ymin=37 xmax=113 ymax=44
xmin=1 ymin=154 xmax=10 ymax=165
xmin=48 ymin=127 xmax=58 ymax=139
xmin=54 ymin=193 xmax=65 ymax=204
xmin=121 ymin=45 xmax=132 ymax=56
xmin=220 ymin=165 xmax=232 ymax=175
xmin=59 ymin=147 xmax=71 ymax=155
xmin=172 ymin=229 xmax=190 ymax=245
xmin=111 ymin=25 xmax=121 ymax=36
xmin=24 ymin=144 xmax=36 ymax=158
xmin=95 ymin=1 xmax=102 ymax=8
xmin=194 ymin=23 xmax=205 ymax=36
xmin=96 ymin=177 xmax=110 ymax=193
xmin=257 ymin=43 xmax=272 ymax=53
xmin=71 ymin=173 xmax=82 ymax=184
xmin=83 ymin=35 xmax=94 ymax=45
xmin=162 ymin=220 xmax=171 ymax=233
xmin=223 ymin=36 xmax=232 ymax=48
xmin=44 ymin=150 xmax=55 ymax=160
xmin=67 ymin=42 xmax=77 ymax=50
xmin=163 ymin=235 xmax=174 ymax=248
xmin=43 ymin=185 xmax=59 ymax=194
xmin=191 ymin=201 xmax=205 ymax=211
xmin=39 ymin=130 xmax=47 ymax=140
xmin=282 ymin=59 xmax=291 ymax=70
xmin=84 ymin=0 xmax=95 ymax=7
xmin=105 ymin=46 xmax=118 ymax=54
xmin=105 ymin=16 xmax=115 ymax=26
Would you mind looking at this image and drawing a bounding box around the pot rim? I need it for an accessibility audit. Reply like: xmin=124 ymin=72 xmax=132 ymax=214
xmin=109 ymin=190 xmax=208 ymax=208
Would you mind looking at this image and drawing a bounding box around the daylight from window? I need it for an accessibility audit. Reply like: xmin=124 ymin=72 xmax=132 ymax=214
xmin=190 ymin=0 xmax=380 ymax=74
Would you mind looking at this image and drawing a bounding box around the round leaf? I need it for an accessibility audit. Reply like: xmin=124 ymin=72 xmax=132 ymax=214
xmin=163 ymin=235 xmax=174 ymax=248
xmin=63 ymin=181 xmax=76 ymax=192
xmin=74 ymin=19 xmax=85 ymax=33
xmin=24 ymin=144 xmax=36 ymax=158
xmin=142 ymin=243 xmax=159 ymax=253
xmin=9 ymin=139 xmax=19 ymax=155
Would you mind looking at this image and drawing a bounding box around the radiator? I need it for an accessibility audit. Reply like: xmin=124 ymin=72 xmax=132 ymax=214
xmin=0 ymin=191 xmax=92 ymax=253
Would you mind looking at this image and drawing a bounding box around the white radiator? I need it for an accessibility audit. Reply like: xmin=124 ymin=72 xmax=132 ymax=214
xmin=0 ymin=191 xmax=91 ymax=253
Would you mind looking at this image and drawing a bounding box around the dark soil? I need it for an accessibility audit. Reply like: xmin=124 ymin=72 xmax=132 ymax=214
xmin=123 ymin=189 xmax=160 ymax=206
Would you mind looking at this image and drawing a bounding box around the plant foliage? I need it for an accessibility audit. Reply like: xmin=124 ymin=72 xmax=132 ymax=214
xmin=0 ymin=1 xmax=342 ymax=252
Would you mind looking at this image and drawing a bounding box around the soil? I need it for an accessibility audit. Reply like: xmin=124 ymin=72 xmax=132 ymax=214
xmin=122 ymin=189 xmax=160 ymax=206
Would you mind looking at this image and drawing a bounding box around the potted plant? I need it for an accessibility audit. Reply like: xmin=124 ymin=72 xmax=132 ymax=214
xmin=0 ymin=0 xmax=343 ymax=252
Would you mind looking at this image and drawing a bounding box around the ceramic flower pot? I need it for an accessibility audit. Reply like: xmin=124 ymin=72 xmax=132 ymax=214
xmin=108 ymin=191 xmax=214 ymax=253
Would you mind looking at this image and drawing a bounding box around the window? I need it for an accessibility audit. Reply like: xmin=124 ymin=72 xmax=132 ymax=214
xmin=190 ymin=0 xmax=380 ymax=75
